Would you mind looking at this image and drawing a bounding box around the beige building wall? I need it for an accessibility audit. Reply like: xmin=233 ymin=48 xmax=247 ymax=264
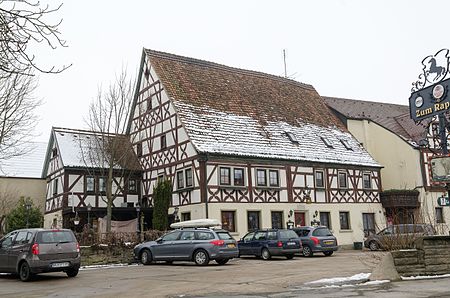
xmin=0 ymin=177 xmax=46 ymax=211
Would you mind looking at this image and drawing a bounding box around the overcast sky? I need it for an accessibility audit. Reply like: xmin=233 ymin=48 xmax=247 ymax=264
xmin=31 ymin=0 xmax=450 ymax=141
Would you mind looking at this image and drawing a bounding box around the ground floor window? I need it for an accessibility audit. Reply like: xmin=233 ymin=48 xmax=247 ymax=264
xmin=436 ymin=207 xmax=444 ymax=223
xmin=362 ymin=213 xmax=376 ymax=236
xmin=320 ymin=212 xmax=331 ymax=229
xmin=271 ymin=211 xmax=283 ymax=229
xmin=247 ymin=211 xmax=260 ymax=231
xmin=221 ymin=211 xmax=236 ymax=232
xmin=339 ymin=211 xmax=350 ymax=230
xmin=181 ymin=212 xmax=191 ymax=221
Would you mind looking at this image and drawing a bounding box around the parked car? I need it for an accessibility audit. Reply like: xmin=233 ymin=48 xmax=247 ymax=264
xmin=364 ymin=224 xmax=435 ymax=251
xmin=0 ymin=228 xmax=81 ymax=281
xmin=237 ymin=229 xmax=302 ymax=260
xmin=133 ymin=228 xmax=239 ymax=266
xmin=292 ymin=226 xmax=338 ymax=257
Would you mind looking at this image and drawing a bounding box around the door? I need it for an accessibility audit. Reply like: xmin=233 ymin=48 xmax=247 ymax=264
xmin=238 ymin=232 xmax=255 ymax=255
xmin=294 ymin=212 xmax=306 ymax=227
xmin=252 ymin=231 xmax=268 ymax=255
xmin=152 ymin=231 xmax=181 ymax=259
xmin=0 ymin=232 xmax=17 ymax=272
xmin=362 ymin=213 xmax=375 ymax=237
xmin=8 ymin=231 xmax=31 ymax=272
xmin=170 ymin=231 xmax=196 ymax=259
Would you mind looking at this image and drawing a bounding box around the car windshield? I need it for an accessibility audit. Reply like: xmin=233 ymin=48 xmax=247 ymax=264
xmin=216 ymin=232 xmax=233 ymax=240
xmin=37 ymin=231 xmax=75 ymax=243
xmin=279 ymin=230 xmax=298 ymax=239
xmin=312 ymin=228 xmax=333 ymax=237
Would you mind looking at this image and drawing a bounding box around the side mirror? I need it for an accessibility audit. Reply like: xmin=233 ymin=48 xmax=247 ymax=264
xmin=156 ymin=238 xmax=163 ymax=243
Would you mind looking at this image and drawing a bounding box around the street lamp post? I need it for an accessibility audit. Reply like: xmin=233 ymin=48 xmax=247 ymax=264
xmin=25 ymin=202 xmax=31 ymax=228
xmin=87 ymin=203 xmax=92 ymax=230
xmin=136 ymin=203 xmax=141 ymax=240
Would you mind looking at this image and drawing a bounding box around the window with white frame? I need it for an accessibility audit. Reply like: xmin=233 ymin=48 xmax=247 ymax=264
xmin=177 ymin=171 xmax=184 ymax=189
xmin=338 ymin=171 xmax=348 ymax=188
xmin=177 ymin=168 xmax=193 ymax=190
xmin=219 ymin=167 xmax=231 ymax=185
xmin=269 ymin=170 xmax=279 ymax=187
xmin=339 ymin=211 xmax=350 ymax=230
xmin=233 ymin=168 xmax=244 ymax=186
xmin=185 ymin=169 xmax=193 ymax=187
xmin=86 ymin=176 xmax=95 ymax=193
xmin=99 ymin=177 xmax=106 ymax=193
xmin=53 ymin=179 xmax=58 ymax=195
xmin=128 ymin=179 xmax=137 ymax=194
xmin=256 ymin=169 xmax=267 ymax=187
xmin=363 ymin=173 xmax=371 ymax=189
xmin=315 ymin=170 xmax=324 ymax=188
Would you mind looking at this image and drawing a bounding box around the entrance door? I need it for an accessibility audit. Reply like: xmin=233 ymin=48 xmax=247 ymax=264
xmin=294 ymin=212 xmax=305 ymax=227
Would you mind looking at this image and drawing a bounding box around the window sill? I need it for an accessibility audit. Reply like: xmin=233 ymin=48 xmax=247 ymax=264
xmin=175 ymin=187 xmax=194 ymax=193
xmin=339 ymin=229 xmax=353 ymax=233
xmin=219 ymin=185 xmax=247 ymax=190
xmin=255 ymin=187 xmax=280 ymax=190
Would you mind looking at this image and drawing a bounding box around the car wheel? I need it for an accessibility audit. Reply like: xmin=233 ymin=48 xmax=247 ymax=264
xmin=216 ymin=259 xmax=229 ymax=265
xmin=66 ymin=268 xmax=79 ymax=277
xmin=140 ymin=249 xmax=153 ymax=265
xmin=286 ymin=254 xmax=294 ymax=260
xmin=302 ymin=245 xmax=313 ymax=257
xmin=193 ymin=249 xmax=210 ymax=266
xmin=323 ymin=251 xmax=333 ymax=257
xmin=369 ymin=241 xmax=379 ymax=251
xmin=19 ymin=262 xmax=33 ymax=282
xmin=261 ymin=248 xmax=271 ymax=260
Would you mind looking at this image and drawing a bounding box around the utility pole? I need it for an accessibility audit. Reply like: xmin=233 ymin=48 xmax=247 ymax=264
xmin=283 ymin=49 xmax=287 ymax=78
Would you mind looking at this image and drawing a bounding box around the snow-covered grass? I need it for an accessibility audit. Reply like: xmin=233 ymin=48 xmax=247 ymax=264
xmin=401 ymin=273 xmax=450 ymax=280
xmin=305 ymin=273 xmax=370 ymax=284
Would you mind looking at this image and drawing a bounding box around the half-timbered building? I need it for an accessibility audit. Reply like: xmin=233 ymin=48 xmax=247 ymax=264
xmin=42 ymin=127 xmax=143 ymax=230
xmin=127 ymin=49 xmax=385 ymax=245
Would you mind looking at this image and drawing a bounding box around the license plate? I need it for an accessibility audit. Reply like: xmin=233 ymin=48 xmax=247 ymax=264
xmin=51 ymin=262 xmax=70 ymax=268
xmin=227 ymin=243 xmax=236 ymax=248
xmin=287 ymin=242 xmax=296 ymax=246
xmin=324 ymin=241 xmax=334 ymax=245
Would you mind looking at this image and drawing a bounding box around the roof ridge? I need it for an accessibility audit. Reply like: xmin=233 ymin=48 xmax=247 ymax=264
xmin=144 ymin=48 xmax=315 ymax=91
xmin=323 ymin=96 xmax=409 ymax=109
xmin=52 ymin=127 xmax=125 ymax=137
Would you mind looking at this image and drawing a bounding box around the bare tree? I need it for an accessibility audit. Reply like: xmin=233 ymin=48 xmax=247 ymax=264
xmin=82 ymin=70 xmax=140 ymax=233
xmin=0 ymin=0 xmax=70 ymax=75
xmin=0 ymin=70 xmax=40 ymax=169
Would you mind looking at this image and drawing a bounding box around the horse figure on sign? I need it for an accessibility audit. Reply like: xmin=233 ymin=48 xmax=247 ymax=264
xmin=428 ymin=57 xmax=446 ymax=81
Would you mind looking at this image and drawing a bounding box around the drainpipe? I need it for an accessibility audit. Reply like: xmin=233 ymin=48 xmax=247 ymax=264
xmin=199 ymin=153 xmax=209 ymax=218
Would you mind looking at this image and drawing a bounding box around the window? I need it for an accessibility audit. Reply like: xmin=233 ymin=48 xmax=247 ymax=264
xmin=147 ymin=98 xmax=152 ymax=112
xmin=285 ymin=131 xmax=298 ymax=144
xmin=320 ymin=212 xmax=331 ymax=229
xmin=177 ymin=171 xmax=184 ymax=189
xmin=247 ymin=211 xmax=260 ymax=231
xmin=196 ymin=231 xmax=215 ymax=240
xmin=221 ymin=211 xmax=236 ymax=232
xmin=160 ymin=134 xmax=166 ymax=149
xmin=162 ymin=231 xmax=181 ymax=241
xmin=267 ymin=231 xmax=277 ymax=240
xmin=128 ymin=179 xmax=137 ymax=194
xmin=86 ymin=176 xmax=95 ymax=193
xmin=339 ymin=211 xmax=350 ymax=230
xmin=185 ymin=169 xmax=193 ymax=187
xmin=254 ymin=231 xmax=267 ymax=240
xmin=234 ymin=168 xmax=245 ymax=186
xmin=340 ymin=139 xmax=353 ymax=150
xmin=220 ymin=167 xmax=231 ymax=185
xmin=363 ymin=213 xmax=375 ymax=236
xmin=271 ymin=211 xmax=283 ymax=229
xmin=14 ymin=231 xmax=29 ymax=245
xmin=99 ymin=177 xmax=106 ymax=193
xmin=157 ymin=174 xmax=164 ymax=183
xmin=321 ymin=136 xmax=333 ymax=148
xmin=181 ymin=212 xmax=191 ymax=221
xmin=53 ymin=179 xmax=58 ymax=195
xmin=256 ymin=169 xmax=267 ymax=187
xmin=243 ymin=232 xmax=255 ymax=241
xmin=363 ymin=173 xmax=371 ymax=189
xmin=269 ymin=170 xmax=279 ymax=187
xmin=338 ymin=171 xmax=348 ymax=188
xmin=315 ymin=170 xmax=324 ymax=188
xmin=180 ymin=231 xmax=195 ymax=240
xmin=136 ymin=143 xmax=142 ymax=157
xmin=436 ymin=207 xmax=444 ymax=223
xmin=52 ymin=148 xmax=58 ymax=158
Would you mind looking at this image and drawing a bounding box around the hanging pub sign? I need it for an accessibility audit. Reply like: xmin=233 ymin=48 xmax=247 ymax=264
xmin=409 ymin=49 xmax=450 ymax=122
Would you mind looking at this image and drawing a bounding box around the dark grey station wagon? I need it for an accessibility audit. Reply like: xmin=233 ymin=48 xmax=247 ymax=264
xmin=0 ymin=228 xmax=81 ymax=281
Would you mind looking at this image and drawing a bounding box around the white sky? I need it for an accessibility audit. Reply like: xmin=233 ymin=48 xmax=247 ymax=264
xmin=31 ymin=0 xmax=450 ymax=141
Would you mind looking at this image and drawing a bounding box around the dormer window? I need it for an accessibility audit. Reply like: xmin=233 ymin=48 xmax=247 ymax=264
xmin=340 ymin=139 xmax=353 ymax=150
xmin=285 ymin=132 xmax=298 ymax=144
xmin=321 ymin=136 xmax=333 ymax=148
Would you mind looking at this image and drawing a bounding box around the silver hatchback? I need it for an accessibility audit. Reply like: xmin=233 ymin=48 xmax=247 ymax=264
xmin=134 ymin=228 xmax=239 ymax=266
xmin=0 ymin=228 xmax=81 ymax=281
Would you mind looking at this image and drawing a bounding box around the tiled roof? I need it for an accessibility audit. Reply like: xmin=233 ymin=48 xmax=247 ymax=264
xmin=0 ymin=142 xmax=47 ymax=178
xmin=52 ymin=128 xmax=141 ymax=171
xmin=324 ymin=96 xmax=428 ymax=145
xmin=144 ymin=50 xmax=380 ymax=167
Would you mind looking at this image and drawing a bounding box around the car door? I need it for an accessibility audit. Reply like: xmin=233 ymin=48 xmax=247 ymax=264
xmin=170 ymin=231 xmax=196 ymax=259
xmin=0 ymin=232 xmax=17 ymax=272
xmin=8 ymin=231 xmax=31 ymax=272
xmin=252 ymin=231 xmax=268 ymax=255
xmin=238 ymin=232 xmax=255 ymax=255
xmin=151 ymin=231 xmax=181 ymax=260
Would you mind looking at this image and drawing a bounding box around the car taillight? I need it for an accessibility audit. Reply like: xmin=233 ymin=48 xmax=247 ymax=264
xmin=31 ymin=243 xmax=39 ymax=255
xmin=76 ymin=242 xmax=80 ymax=253
xmin=210 ymin=240 xmax=225 ymax=246
xmin=310 ymin=237 xmax=320 ymax=245
xmin=277 ymin=241 xmax=283 ymax=247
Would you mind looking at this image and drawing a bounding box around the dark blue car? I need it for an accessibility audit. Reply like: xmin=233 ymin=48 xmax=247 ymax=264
xmin=237 ymin=229 xmax=302 ymax=260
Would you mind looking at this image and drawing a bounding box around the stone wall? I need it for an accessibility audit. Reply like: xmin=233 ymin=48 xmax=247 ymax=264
xmin=391 ymin=236 xmax=450 ymax=276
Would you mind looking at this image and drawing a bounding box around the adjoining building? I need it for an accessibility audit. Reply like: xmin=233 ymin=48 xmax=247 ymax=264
xmin=41 ymin=127 xmax=145 ymax=231
xmin=325 ymin=96 xmax=449 ymax=233
xmin=126 ymin=49 xmax=386 ymax=244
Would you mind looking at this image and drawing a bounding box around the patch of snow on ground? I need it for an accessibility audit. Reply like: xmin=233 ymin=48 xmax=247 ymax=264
xmin=305 ymin=273 xmax=371 ymax=284
xmin=80 ymin=263 xmax=139 ymax=271
xmin=364 ymin=280 xmax=390 ymax=285
xmin=402 ymin=273 xmax=450 ymax=280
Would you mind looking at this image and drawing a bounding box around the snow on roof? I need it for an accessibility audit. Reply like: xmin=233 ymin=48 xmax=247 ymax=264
xmin=174 ymin=102 xmax=381 ymax=167
xmin=0 ymin=142 xmax=48 ymax=178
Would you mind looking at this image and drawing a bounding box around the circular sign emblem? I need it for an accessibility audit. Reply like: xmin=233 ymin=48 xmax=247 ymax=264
xmin=415 ymin=96 xmax=424 ymax=108
xmin=433 ymin=84 xmax=445 ymax=100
